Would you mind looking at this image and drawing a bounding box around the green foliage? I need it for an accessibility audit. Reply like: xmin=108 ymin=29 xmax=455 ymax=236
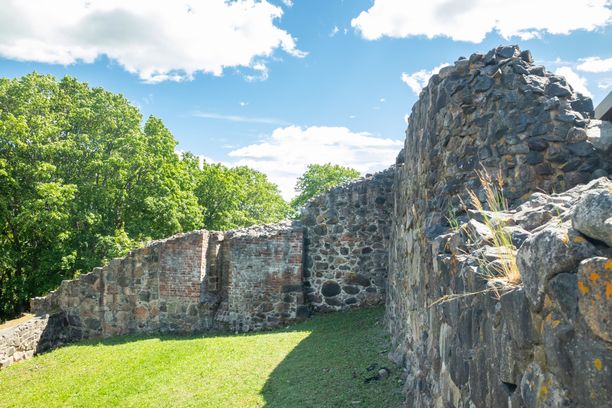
xmin=291 ymin=163 xmax=360 ymax=210
xmin=0 ymin=73 xmax=204 ymax=320
xmin=193 ymin=161 xmax=291 ymax=231
xmin=0 ymin=73 xmax=292 ymax=320
xmin=0 ymin=307 xmax=403 ymax=407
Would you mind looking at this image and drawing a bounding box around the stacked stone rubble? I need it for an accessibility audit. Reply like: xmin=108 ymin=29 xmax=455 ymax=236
xmin=386 ymin=45 xmax=611 ymax=407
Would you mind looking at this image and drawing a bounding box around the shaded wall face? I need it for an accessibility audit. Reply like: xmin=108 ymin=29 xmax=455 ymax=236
xmin=301 ymin=169 xmax=395 ymax=311
xmin=217 ymin=225 xmax=305 ymax=331
xmin=386 ymin=45 xmax=611 ymax=407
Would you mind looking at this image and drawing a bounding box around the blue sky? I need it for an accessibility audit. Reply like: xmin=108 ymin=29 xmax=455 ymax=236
xmin=1 ymin=0 xmax=611 ymax=198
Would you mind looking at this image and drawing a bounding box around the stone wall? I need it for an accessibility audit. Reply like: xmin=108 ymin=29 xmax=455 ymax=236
xmin=213 ymin=222 xmax=306 ymax=331
xmin=386 ymin=45 xmax=611 ymax=407
xmin=300 ymin=168 xmax=395 ymax=311
xmin=0 ymin=314 xmax=68 ymax=368
xmin=31 ymin=231 xmax=212 ymax=339
xmin=25 ymin=221 xmax=305 ymax=345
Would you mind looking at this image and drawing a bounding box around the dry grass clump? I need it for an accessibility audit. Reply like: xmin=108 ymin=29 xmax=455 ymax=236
xmin=433 ymin=168 xmax=522 ymax=306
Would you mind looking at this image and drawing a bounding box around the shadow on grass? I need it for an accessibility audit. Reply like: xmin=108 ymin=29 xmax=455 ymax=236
xmin=259 ymin=307 xmax=404 ymax=408
xmin=15 ymin=307 xmax=403 ymax=407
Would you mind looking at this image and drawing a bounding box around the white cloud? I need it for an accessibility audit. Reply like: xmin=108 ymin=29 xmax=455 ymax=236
xmin=281 ymin=0 xmax=294 ymax=6
xmin=239 ymin=101 xmax=249 ymax=107
xmin=0 ymin=0 xmax=305 ymax=83
xmin=598 ymin=79 xmax=612 ymax=89
xmin=243 ymin=62 xmax=269 ymax=82
xmin=330 ymin=26 xmax=340 ymax=37
xmin=194 ymin=111 xmax=287 ymax=125
xmin=555 ymin=67 xmax=592 ymax=97
xmin=351 ymin=0 xmax=612 ymax=43
xmin=401 ymin=63 xmax=450 ymax=95
xmin=227 ymin=126 xmax=403 ymax=199
xmin=379 ymin=98 xmax=386 ymax=103
xmin=577 ymin=57 xmax=612 ymax=73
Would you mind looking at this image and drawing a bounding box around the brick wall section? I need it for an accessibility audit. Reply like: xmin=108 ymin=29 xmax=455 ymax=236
xmin=159 ymin=230 xmax=206 ymax=300
xmin=300 ymin=168 xmax=396 ymax=311
xmin=214 ymin=221 xmax=306 ymax=331
xmin=30 ymin=231 xmax=212 ymax=340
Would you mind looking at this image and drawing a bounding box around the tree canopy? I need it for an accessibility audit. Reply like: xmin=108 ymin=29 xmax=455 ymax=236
xmin=291 ymin=163 xmax=360 ymax=210
xmin=0 ymin=73 xmax=288 ymax=321
xmin=189 ymin=157 xmax=292 ymax=231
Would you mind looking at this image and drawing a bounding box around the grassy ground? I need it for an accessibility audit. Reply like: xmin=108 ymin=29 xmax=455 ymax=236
xmin=0 ymin=306 xmax=404 ymax=407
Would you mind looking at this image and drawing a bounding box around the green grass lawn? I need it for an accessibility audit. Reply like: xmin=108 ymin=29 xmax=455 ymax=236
xmin=0 ymin=306 xmax=404 ymax=407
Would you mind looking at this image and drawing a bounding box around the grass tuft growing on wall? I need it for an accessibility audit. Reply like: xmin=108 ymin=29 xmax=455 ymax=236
xmin=434 ymin=168 xmax=522 ymax=306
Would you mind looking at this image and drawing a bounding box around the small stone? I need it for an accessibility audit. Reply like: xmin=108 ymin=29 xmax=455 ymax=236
xmin=325 ymin=297 xmax=343 ymax=307
xmin=520 ymin=50 xmax=533 ymax=63
xmin=517 ymin=224 xmax=597 ymax=309
xmin=566 ymin=127 xmax=588 ymax=143
xmin=567 ymin=141 xmax=595 ymax=157
xmin=343 ymin=285 xmax=360 ymax=295
xmin=321 ymin=281 xmax=341 ymax=297
xmin=529 ymin=66 xmax=546 ymax=76
xmin=586 ymin=120 xmax=612 ymax=154
xmin=570 ymin=96 xmax=594 ymax=115
xmin=572 ymin=186 xmax=612 ymax=246
xmin=535 ymin=163 xmax=554 ymax=175
xmin=474 ymin=76 xmax=494 ymax=92
xmin=377 ymin=367 xmax=390 ymax=380
xmin=546 ymin=82 xmax=572 ymax=98
xmin=526 ymin=151 xmax=544 ymax=165
xmin=527 ymin=139 xmax=549 ymax=152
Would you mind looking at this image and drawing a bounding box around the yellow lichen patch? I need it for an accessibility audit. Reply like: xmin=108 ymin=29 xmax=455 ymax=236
xmin=545 ymin=313 xmax=561 ymax=329
xmin=605 ymin=259 xmax=612 ymax=271
xmin=560 ymin=232 xmax=570 ymax=246
xmin=594 ymin=358 xmax=603 ymax=371
xmin=590 ymin=272 xmax=600 ymax=283
xmin=538 ymin=381 xmax=550 ymax=403
xmin=573 ymin=235 xmax=586 ymax=244
xmin=606 ymin=281 xmax=612 ymax=301
xmin=578 ymin=280 xmax=590 ymax=295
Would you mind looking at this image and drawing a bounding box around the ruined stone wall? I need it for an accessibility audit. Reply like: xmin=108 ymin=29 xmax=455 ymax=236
xmin=386 ymin=45 xmax=611 ymax=407
xmin=30 ymin=231 xmax=211 ymax=339
xmin=0 ymin=314 xmax=68 ymax=368
xmin=301 ymin=169 xmax=395 ymax=311
xmin=214 ymin=222 xmax=306 ymax=331
xmin=23 ymin=221 xmax=305 ymax=346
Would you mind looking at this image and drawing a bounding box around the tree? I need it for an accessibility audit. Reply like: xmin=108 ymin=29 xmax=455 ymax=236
xmin=291 ymin=163 xmax=360 ymax=210
xmin=0 ymin=72 xmax=292 ymax=321
xmin=0 ymin=73 xmax=202 ymax=320
xmin=194 ymin=162 xmax=291 ymax=231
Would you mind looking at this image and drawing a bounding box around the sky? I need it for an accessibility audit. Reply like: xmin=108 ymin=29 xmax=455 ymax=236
xmin=0 ymin=0 xmax=611 ymax=199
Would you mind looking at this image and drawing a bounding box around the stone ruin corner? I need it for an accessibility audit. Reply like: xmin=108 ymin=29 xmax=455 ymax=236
xmin=2 ymin=44 xmax=611 ymax=408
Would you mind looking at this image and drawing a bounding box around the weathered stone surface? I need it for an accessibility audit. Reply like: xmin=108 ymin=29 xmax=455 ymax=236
xmin=577 ymin=257 xmax=612 ymax=342
xmin=520 ymin=362 xmax=570 ymax=407
xmin=321 ymin=281 xmax=341 ymax=297
xmin=0 ymin=314 xmax=67 ymax=369
xmin=28 ymin=222 xmax=305 ymax=348
xmin=586 ymin=119 xmax=612 ymax=154
xmin=572 ymin=187 xmax=612 ymax=246
xmin=300 ymin=168 xmax=394 ymax=311
xmin=386 ymin=44 xmax=612 ymax=407
xmin=517 ymin=223 xmax=597 ymax=309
